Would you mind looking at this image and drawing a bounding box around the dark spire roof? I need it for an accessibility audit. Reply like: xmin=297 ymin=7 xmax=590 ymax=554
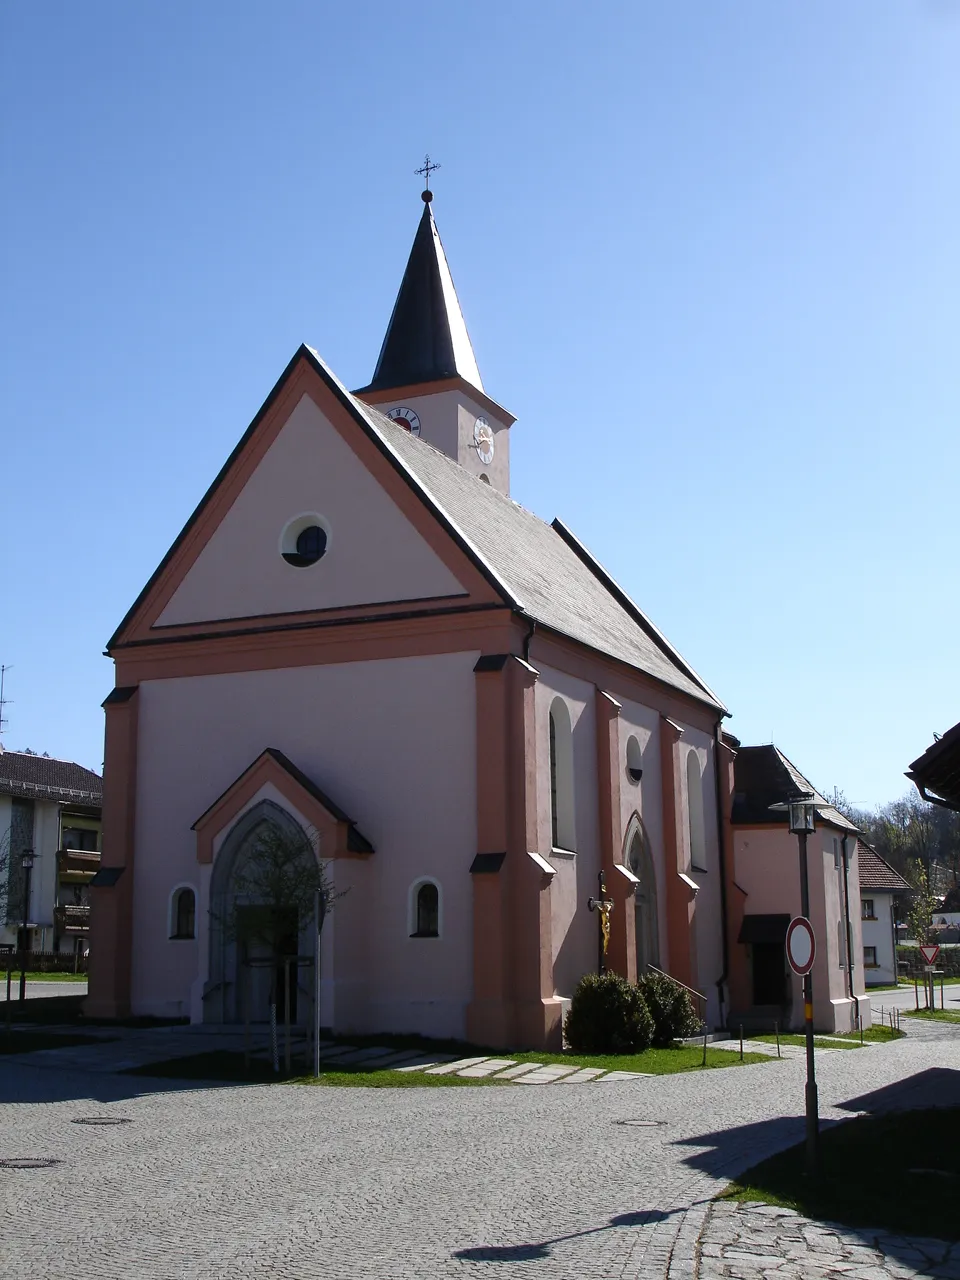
xmin=364 ymin=192 xmax=484 ymax=395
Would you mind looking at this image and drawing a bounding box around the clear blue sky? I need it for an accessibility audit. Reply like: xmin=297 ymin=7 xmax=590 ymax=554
xmin=1 ymin=2 xmax=957 ymax=809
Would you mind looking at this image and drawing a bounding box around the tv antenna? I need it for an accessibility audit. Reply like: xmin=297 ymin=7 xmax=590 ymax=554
xmin=0 ymin=665 xmax=11 ymax=744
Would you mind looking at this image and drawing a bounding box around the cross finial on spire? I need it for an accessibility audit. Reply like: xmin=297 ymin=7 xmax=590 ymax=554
xmin=415 ymin=154 xmax=440 ymax=203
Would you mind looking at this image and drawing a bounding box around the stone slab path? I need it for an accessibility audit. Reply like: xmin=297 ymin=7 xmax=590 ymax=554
xmin=695 ymin=1200 xmax=960 ymax=1280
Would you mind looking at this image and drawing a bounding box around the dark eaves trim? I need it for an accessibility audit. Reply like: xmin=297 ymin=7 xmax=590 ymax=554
xmin=102 ymin=686 xmax=138 ymax=707
xmin=107 ymin=344 xmax=520 ymax=652
xmin=111 ymin=600 xmax=509 ymax=651
xmin=530 ymin=619 xmax=722 ymax=718
xmin=470 ymin=852 xmax=506 ymax=873
xmin=549 ymin=518 xmax=727 ymax=714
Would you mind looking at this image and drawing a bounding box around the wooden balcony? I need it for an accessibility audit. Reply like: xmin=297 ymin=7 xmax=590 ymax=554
xmin=54 ymin=904 xmax=91 ymax=935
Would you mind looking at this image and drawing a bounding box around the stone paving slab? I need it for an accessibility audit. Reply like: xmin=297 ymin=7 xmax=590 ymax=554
xmin=558 ymin=1067 xmax=606 ymax=1083
xmin=424 ymin=1055 xmax=491 ymax=1075
xmin=392 ymin=1053 xmax=460 ymax=1072
xmin=458 ymin=1058 xmax=517 ymax=1077
xmin=514 ymin=1063 xmax=580 ymax=1083
xmin=697 ymin=1200 xmax=960 ymax=1279
xmin=496 ymin=1061 xmax=543 ymax=1079
xmin=601 ymin=1069 xmax=653 ymax=1081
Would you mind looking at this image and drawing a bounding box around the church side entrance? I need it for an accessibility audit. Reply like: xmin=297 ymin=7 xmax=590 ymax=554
xmin=626 ymin=820 xmax=660 ymax=975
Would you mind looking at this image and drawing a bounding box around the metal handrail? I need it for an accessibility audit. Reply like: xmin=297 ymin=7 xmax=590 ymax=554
xmin=646 ymin=965 xmax=707 ymax=1009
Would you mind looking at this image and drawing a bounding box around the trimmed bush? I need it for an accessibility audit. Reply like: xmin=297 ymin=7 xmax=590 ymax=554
xmin=639 ymin=971 xmax=701 ymax=1047
xmin=564 ymin=972 xmax=654 ymax=1054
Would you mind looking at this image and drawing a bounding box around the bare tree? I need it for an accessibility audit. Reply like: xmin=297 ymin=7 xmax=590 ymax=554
xmin=219 ymin=820 xmax=347 ymax=1072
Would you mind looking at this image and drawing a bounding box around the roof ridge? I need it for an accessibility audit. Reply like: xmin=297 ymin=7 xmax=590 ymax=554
xmin=1 ymin=749 xmax=99 ymax=771
xmin=549 ymin=519 xmax=727 ymax=712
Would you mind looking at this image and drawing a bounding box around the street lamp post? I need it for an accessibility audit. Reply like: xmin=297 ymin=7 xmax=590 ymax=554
xmin=18 ymin=850 xmax=34 ymax=1003
xmin=787 ymin=798 xmax=820 ymax=1177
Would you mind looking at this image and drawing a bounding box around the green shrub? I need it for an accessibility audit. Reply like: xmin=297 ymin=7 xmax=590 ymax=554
xmin=639 ymin=971 xmax=702 ymax=1046
xmin=564 ymin=972 xmax=654 ymax=1054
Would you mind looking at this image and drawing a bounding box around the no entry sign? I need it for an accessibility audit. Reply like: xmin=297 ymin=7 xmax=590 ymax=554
xmin=919 ymin=943 xmax=940 ymax=967
xmin=786 ymin=916 xmax=816 ymax=976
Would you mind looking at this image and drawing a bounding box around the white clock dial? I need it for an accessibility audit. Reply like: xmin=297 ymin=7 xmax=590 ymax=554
xmin=388 ymin=406 xmax=421 ymax=437
xmin=474 ymin=416 xmax=495 ymax=465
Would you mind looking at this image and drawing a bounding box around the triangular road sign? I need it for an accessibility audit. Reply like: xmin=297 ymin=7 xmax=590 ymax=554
xmin=919 ymin=943 xmax=940 ymax=966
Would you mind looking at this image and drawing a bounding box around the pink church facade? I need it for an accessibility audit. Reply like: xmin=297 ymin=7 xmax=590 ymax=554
xmin=88 ymin=193 xmax=731 ymax=1049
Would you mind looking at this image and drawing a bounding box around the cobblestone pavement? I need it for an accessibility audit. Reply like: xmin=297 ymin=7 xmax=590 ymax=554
xmin=696 ymin=1201 xmax=960 ymax=1280
xmin=1 ymin=1021 xmax=958 ymax=1279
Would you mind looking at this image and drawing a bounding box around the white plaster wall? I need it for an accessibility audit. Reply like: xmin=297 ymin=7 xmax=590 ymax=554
xmin=679 ymin=729 xmax=723 ymax=1022
xmin=617 ymin=699 xmax=668 ymax=971
xmin=374 ymin=389 xmax=511 ymax=493
xmin=31 ymin=801 xmax=61 ymax=940
xmin=130 ymin=652 xmax=478 ymax=1036
xmin=733 ymin=826 xmax=866 ymax=1032
xmin=0 ymin=795 xmax=11 ymax=947
xmin=862 ymin=892 xmax=897 ymax=985
xmin=535 ymin=665 xmax=600 ymax=1000
xmin=157 ymin=393 xmax=465 ymax=626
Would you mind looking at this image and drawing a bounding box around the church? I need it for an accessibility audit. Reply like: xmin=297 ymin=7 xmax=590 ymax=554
xmin=87 ymin=181 xmax=731 ymax=1049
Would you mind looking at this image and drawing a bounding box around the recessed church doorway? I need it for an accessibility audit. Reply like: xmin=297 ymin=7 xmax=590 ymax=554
xmin=206 ymin=800 xmax=316 ymax=1026
xmin=625 ymin=818 xmax=660 ymax=975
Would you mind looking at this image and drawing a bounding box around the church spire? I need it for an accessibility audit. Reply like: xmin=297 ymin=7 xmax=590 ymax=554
xmin=364 ymin=177 xmax=484 ymax=395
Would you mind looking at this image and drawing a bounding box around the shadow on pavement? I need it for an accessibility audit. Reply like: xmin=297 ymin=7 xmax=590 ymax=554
xmin=0 ymin=1058 xmax=263 ymax=1106
xmin=453 ymin=1208 xmax=679 ymax=1263
xmin=672 ymin=1068 xmax=960 ymax=1280
xmin=837 ymin=1066 xmax=960 ymax=1114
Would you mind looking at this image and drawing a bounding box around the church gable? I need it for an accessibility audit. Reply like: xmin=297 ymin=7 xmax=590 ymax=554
xmin=112 ymin=350 xmax=506 ymax=646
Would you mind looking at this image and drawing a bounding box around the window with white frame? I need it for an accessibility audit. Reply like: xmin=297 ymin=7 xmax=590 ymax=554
xmin=861 ymin=898 xmax=875 ymax=920
xmin=548 ymin=697 xmax=576 ymax=851
xmin=686 ymin=749 xmax=707 ymax=872
xmin=409 ymin=879 xmax=441 ymax=938
xmin=863 ymin=946 xmax=878 ymax=967
xmin=169 ymin=886 xmax=196 ymax=940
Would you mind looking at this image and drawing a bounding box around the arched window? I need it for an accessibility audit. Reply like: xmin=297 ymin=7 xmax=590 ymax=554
xmin=409 ymin=880 xmax=441 ymax=938
xmin=686 ymin=750 xmax=707 ymax=872
xmin=626 ymin=817 xmax=660 ymax=974
xmin=549 ymin=697 xmax=576 ymax=851
xmin=170 ymin=886 xmax=196 ymax=940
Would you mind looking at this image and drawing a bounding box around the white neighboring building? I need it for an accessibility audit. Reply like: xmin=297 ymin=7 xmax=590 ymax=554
xmin=857 ymin=841 xmax=910 ymax=987
xmin=0 ymin=748 xmax=103 ymax=960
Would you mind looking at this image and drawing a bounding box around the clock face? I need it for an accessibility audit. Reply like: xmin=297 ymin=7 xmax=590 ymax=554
xmin=388 ymin=406 xmax=421 ymax=437
xmin=474 ymin=416 xmax=495 ymax=465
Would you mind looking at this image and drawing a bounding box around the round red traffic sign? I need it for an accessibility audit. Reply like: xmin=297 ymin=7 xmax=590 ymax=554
xmin=785 ymin=916 xmax=816 ymax=976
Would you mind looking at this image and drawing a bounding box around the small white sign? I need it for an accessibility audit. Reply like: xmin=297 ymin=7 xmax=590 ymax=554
xmin=785 ymin=916 xmax=816 ymax=976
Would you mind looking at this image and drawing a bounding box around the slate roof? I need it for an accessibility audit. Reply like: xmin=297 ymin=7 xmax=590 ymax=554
xmin=731 ymin=744 xmax=858 ymax=832
xmin=108 ymin=344 xmax=725 ymax=713
xmin=0 ymin=750 xmax=102 ymax=806
xmin=907 ymin=719 xmax=960 ymax=813
xmin=359 ymin=196 xmax=484 ymax=395
xmin=857 ymin=842 xmax=911 ymax=894
xmin=359 ymin=401 xmax=724 ymax=709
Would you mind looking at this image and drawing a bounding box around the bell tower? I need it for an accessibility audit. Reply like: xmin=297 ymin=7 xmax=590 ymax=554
xmin=354 ymin=164 xmax=515 ymax=494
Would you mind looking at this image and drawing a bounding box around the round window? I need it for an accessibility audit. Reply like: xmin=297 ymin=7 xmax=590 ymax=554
xmin=280 ymin=514 xmax=330 ymax=568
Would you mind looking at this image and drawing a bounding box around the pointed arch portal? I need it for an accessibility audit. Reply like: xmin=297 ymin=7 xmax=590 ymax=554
xmin=206 ymin=799 xmax=317 ymax=1025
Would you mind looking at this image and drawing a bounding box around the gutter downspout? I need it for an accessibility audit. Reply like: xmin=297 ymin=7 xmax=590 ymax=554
xmin=713 ymin=715 xmax=730 ymax=1032
xmin=522 ymin=618 xmax=536 ymax=664
xmin=840 ymin=833 xmax=860 ymax=1028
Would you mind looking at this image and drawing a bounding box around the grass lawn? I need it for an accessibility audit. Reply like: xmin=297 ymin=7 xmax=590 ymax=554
xmin=12 ymin=971 xmax=88 ymax=982
xmin=721 ymin=1108 xmax=960 ymax=1240
xmin=127 ymin=1038 xmax=770 ymax=1086
xmin=749 ymin=1034 xmax=861 ymax=1051
xmin=0 ymin=1029 xmax=112 ymax=1054
xmin=835 ymin=1025 xmax=904 ymax=1043
xmin=903 ymin=1008 xmax=960 ymax=1025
